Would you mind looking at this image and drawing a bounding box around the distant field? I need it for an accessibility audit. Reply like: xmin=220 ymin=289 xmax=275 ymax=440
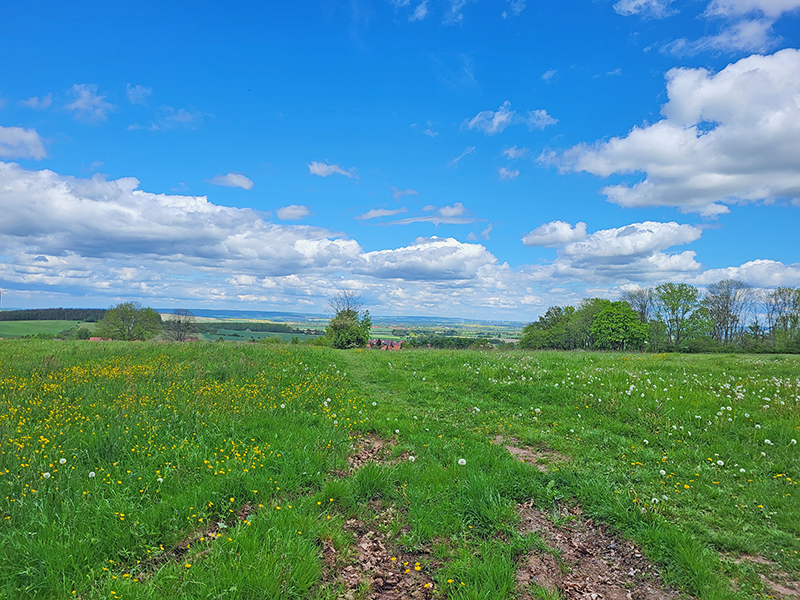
xmin=0 ymin=320 xmax=88 ymax=338
xmin=0 ymin=342 xmax=797 ymax=599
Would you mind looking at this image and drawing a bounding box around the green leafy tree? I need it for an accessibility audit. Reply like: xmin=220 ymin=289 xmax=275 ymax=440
xmin=590 ymin=301 xmax=647 ymax=350
xmin=326 ymin=291 xmax=372 ymax=349
xmin=519 ymin=306 xmax=575 ymax=349
xmin=654 ymin=283 xmax=700 ymax=348
xmin=96 ymin=302 xmax=162 ymax=341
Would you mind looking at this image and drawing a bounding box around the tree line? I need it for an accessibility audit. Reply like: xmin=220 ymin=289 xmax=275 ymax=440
xmin=519 ymin=281 xmax=800 ymax=353
xmin=0 ymin=308 xmax=106 ymax=322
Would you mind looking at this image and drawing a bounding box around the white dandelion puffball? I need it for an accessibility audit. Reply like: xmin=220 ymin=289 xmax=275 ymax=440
xmin=716 ymin=460 xmax=724 ymax=466
xmin=765 ymin=439 xmax=773 ymax=445
xmin=59 ymin=458 xmax=67 ymax=464
xmin=395 ymin=429 xmax=400 ymax=434
xmin=372 ymin=402 xmax=377 ymax=406
xmin=280 ymin=403 xmax=285 ymax=408
xmin=89 ymin=471 xmax=96 ymax=478
xmin=157 ymin=477 xmax=163 ymax=483
xmin=458 ymin=458 xmax=467 ymax=466
xmin=42 ymin=472 xmax=51 ymax=479
xmin=659 ymin=469 xmax=666 ymax=476
xmin=408 ymin=456 xmax=416 ymax=462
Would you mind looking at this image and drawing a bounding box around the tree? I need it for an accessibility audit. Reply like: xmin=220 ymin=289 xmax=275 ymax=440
xmin=620 ymin=287 xmax=653 ymax=324
xmin=326 ymin=291 xmax=372 ymax=349
xmin=704 ymin=279 xmax=753 ymax=345
xmin=519 ymin=305 xmax=574 ymax=350
xmin=96 ymin=302 xmax=162 ymax=341
xmin=653 ymin=283 xmax=700 ymax=348
xmin=764 ymin=287 xmax=800 ymax=347
xmin=591 ymin=301 xmax=648 ymax=350
xmin=163 ymin=309 xmax=199 ymax=342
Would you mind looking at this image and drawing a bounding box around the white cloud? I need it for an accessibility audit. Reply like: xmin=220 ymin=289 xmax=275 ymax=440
xmin=549 ymin=49 xmax=800 ymax=216
xmin=692 ymin=258 xmax=800 ymax=287
xmin=20 ymin=94 xmax=53 ymax=109
xmin=542 ymin=69 xmax=557 ymax=82
xmin=386 ymin=202 xmax=474 ymax=225
xmin=465 ymin=103 xmax=556 ymax=135
xmin=126 ymin=84 xmax=152 ymax=105
xmin=356 ymin=207 xmax=409 ymax=220
xmin=410 ymin=1 xmax=429 ymax=21
xmin=480 ymin=223 xmax=493 ymax=240
xmin=704 ymin=0 xmax=800 ymax=18
xmin=498 ymin=167 xmax=520 ymax=180
xmin=357 ymin=236 xmax=496 ymax=280
xmin=308 ymin=161 xmax=359 ymax=179
xmin=65 ymin=84 xmax=115 ymax=123
xmin=465 ymin=101 xmax=515 ymax=135
xmin=448 ymin=146 xmax=476 ymax=168
xmin=0 ymin=162 xmax=358 ymax=282
xmin=129 ymin=106 xmax=205 ymax=131
xmin=522 ymin=221 xmax=588 ymax=247
xmin=207 ymin=173 xmax=254 ymax=190
xmin=276 ymin=204 xmax=311 ymax=220
xmin=561 ymin=221 xmax=702 ymax=260
xmin=502 ymin=0 xmax=527 ymax=18
xmin=526 ymin=109 xmax=558 ymax=130
xmin=443 ymin=0 xmax=475 ymax=24
xmin=0 ymin=126 xmax=47 ymax=160
xmin=613 ymin=0 xmax=675 ymax=17
xmin=665 ymin=17 xmax=777 ymax=53
xmin=503 ymin=146 xmax=528 ymax=159
xmin=391 ymin=186 xmax=419 ymax=200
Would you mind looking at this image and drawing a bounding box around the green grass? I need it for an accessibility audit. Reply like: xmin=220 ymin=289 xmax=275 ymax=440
xmin=0 ymin=320 xmax=90 ymax=338
xmin=0 ymin=341 xmax=797 ymax=599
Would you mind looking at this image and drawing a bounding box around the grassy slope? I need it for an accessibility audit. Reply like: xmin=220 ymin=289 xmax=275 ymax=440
xmin=0 ymin=341 xmax=797 ymax=600
xmin=0 ymin=320 xmax=87 ymax=338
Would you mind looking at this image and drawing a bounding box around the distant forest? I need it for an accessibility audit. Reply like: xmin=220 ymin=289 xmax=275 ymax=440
xmin=0 ymin=308 xmax=106 ymax=322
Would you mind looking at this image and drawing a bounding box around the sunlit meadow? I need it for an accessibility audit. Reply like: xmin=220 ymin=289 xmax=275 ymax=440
xmin=0 ymin=341 xmax=797 ymax=599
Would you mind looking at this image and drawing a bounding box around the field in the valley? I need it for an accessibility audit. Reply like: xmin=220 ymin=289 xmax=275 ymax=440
xmin=0 ymin=341 xmax=797 ymax=600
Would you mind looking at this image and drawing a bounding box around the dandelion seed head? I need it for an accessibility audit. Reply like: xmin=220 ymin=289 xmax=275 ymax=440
xmin=42 ymin=472 xmax=51 ymax=479
xmin=89 ymin=471 xmax=95 ymax=478
xmin=458 ymin=458 xmax=466 ymax=466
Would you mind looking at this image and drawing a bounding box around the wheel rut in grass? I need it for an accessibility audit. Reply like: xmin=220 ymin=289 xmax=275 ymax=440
xmin=493 ymin=435 xmax=570 ymax=473
xmin=516 ymin=500 xmax=684 ymax=600
xmin=729 ymin=555 xmax=800 ymax=598
xmin=136 ymin=503 xmax=257 ymax=580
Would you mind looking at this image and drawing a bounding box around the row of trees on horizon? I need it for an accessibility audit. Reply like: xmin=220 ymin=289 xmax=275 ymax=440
xmin=519 ymin=280 xmax=800 ymax=353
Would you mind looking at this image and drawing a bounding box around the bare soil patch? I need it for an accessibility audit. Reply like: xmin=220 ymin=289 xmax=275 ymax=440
xmin=726 ymin=554 xmax=800 ymax=597
xmin=321 ymin=501 xmax=435 ymax=599
xmin=493 ymin=435 xmax=570 ymax=473
xmin=516 ymin=500 xmax=683 ymax=600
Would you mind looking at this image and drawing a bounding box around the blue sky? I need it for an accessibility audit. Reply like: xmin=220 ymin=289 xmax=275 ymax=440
xmin=1 ymin=0 xmax=799 ymax=319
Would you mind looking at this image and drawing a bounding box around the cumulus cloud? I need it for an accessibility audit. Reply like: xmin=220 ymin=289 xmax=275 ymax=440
xmin=65 ymin=84 xmax=115 ymax=123
xmin=276 ymin=204 xmax=310 ymax=220
xmin=0 ymin=126 xmax=47 ymax=160
xmin=20 ymin=94 xmax=53 ymax=109
xmin=356 ymin=207 xmax=409 ymax=220
xmin=207 ymin=173 xmax=254 ymax=190
xmin=692 ymin=258 xmax=800 ymax=286
xmin=548 ymin=49 xmax=800 ymax=216
xmin=0 ymin=162 xmax=358 ymax=287
xmin=126 ymin=84 xmax=152 ymax=105
xmin=561 ymin=221 xmax=702 ymax=261
xmin=308 ymin=161 xmax=359 ymax=179
xmin=357 ymin=236 xmax=496 ymax=280
xmin=522 ymin=221 xmax=588 ymax=247
xmin=654 ymin=0 xmax=800 ymax=53
xmin=498 ymin=167 xmax=519 ymax=180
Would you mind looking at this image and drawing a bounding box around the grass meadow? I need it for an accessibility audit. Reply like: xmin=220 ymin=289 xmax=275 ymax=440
xmin=0 ymin=341 xmax=797 ymax=599
xmin=0 ymin=321 xmax=89 ymax=339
